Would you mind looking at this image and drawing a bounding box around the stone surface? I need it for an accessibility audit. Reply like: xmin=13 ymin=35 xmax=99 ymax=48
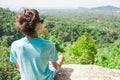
xmin=54 ymin=64 xmax=120 ymax=80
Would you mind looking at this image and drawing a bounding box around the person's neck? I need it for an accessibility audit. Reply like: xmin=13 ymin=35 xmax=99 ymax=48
xmin=25 ymin=32 xmax=38 ymax=38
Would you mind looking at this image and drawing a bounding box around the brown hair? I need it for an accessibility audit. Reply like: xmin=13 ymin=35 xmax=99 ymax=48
xmin=15 ymin=8 xmax=43 ymax=35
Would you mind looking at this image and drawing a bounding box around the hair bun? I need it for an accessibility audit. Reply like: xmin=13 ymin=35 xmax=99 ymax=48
xmin=24 ymin=10 xmax=35 ymax=22
xmin=16 ymin=8 xmax=41 ymax=35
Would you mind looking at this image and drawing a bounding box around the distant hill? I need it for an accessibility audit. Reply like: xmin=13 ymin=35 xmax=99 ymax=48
xmin=78 ymin=6 xmax=120 ymax=11
xmin=91 ymin=6 xmax=120 ymax=11
xmin=78 ymin=7 xmax=89 ymax=10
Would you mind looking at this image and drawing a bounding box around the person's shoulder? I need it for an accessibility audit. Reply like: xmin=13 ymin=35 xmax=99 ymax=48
xmin=39 ymin=38 xmax=54 ymax=46
xmin=11 ymin=38 xmax=25 ymax=47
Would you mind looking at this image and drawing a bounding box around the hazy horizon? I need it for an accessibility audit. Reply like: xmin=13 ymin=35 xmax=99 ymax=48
xmin=0 ymin=0 xmax=120 ymax=10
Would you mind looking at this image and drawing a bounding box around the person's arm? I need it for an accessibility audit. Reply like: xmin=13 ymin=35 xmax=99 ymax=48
xmin=16 ymin=63 xmax=20 ymax=72
xmin=50 ymin=55 xmax=64 ymax=69
xmin=50 ymin=62 xmax=59 ymax=69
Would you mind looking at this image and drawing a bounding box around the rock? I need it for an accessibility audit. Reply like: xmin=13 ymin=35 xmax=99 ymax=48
xmin=54 ymin=64 xmax=120 ymax=80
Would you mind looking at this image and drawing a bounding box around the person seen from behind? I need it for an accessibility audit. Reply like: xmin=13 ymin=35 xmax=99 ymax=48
xmin=10 ymin=8 xmax=64 ymax=80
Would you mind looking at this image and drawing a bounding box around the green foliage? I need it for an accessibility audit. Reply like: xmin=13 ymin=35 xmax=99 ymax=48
xmin=0 ymin=46 xmax=20 ymax=80
xmin=42 ymin=15 xmax=85 ymax=43
xmin=96 ymin=39 xmax=120 ymax=69
xmin=42 ymin=10 xmax=120 ymax=47
xmin=67 ymin=32 xmax=97 ymax=64
xmin=96 ymin=52 xmax=120 ymax=69
xmin=0 ymin=8 xmax=23 ymax=46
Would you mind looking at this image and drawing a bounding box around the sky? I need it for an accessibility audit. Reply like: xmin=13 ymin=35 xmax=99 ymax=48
xmin=0 ymin=0 xmax=120 ymax=10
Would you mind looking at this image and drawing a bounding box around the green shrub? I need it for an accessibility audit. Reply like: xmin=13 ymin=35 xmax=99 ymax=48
xmin=67 ymin=32 xmax=97 ymax=64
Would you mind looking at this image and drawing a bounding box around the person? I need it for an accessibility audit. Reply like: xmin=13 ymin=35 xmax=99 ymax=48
xmin=10 ymin=8 xmax=64 ymax=80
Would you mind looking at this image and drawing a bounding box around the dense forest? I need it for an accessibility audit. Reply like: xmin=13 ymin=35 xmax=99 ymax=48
xmin=0 ymin=7 xmax=120 ymax=80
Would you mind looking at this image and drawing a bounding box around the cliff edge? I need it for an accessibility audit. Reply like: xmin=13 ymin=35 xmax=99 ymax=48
xmin=54 ymin=64 xmax=120 ymax=80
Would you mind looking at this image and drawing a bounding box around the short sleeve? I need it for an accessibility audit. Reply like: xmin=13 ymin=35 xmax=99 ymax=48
xmin=49 ymin=44 xmax=58 ymax=62
xmin=10 ymin=45 xmax=17 ymax=63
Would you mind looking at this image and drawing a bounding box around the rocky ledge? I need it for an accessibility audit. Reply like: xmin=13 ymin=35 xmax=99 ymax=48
xmin=54 ymin=64 xmax=120 ymax=80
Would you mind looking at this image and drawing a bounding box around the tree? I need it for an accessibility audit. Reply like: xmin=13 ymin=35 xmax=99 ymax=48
xmin=69 ymin=32 xmax=97 ymax=64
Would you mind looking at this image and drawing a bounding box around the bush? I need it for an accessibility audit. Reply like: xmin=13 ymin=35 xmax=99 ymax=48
xmin=66 ymin=32 xmax=97 ymax=64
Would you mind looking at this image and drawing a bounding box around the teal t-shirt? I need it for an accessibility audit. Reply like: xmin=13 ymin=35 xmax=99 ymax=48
xmin=10 ymin=37 xmax=58 ymax=80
